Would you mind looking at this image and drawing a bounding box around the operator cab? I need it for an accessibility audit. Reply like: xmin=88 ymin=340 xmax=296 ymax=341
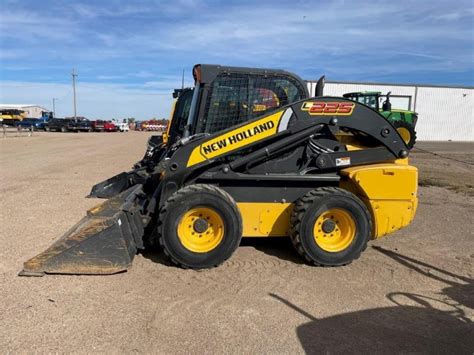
xmin=184 ymin=64 xmax=309 ymax=138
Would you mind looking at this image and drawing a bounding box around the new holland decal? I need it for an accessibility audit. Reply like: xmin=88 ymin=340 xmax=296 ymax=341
xmin=202 ymin=121 xmax=275 ymax=154
xmin=187 ymin=111 xmax=283 ymax=167
xmin=302 ymin=101 xmax=355 ymax=115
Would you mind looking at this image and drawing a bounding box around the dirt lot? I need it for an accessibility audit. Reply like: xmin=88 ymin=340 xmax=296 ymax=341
xmin=1 ymin=132 xmax=473 ymax=353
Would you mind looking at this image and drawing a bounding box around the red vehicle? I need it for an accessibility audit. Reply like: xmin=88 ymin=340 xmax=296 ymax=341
xmin=104 ymin=121 xmax=117 ymax=132
xmin=91 ymin=120 xmax=117 ymax=132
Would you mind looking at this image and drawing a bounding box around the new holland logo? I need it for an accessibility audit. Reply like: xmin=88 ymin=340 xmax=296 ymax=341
xmin=302 ymin=101 xmax=355 ymax=116
xmin=187 ymin=110 xmax=283 ymax=167
xmin=202 ymin=120 xmax=275 ymax=155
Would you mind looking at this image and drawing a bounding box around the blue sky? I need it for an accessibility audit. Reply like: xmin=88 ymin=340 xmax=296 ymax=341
xmin=0 ymin=0 xmax=473 ymax=119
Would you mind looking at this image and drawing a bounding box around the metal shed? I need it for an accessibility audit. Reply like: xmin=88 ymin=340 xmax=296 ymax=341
xmin=306 ymin=81 xmax=474 ymax=141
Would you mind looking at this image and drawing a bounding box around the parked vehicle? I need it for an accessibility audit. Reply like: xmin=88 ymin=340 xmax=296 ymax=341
xmin=21 ymin=64 xmax=418 ymax=276
xmin=72 ymin=118 xmax=93 ymax=132
xmin=104 ymin=121 xmax=117 ymax=132
xmin=91 ymin=120 xmax=116 ymax=132
xmin=0 ymin=109 xmax=26 ymax=125
xmin=343 ymin=91 xmax=417 ymax=148
xmin=91 ymin=120 xmax=105 ymax=131
xmin=45 ymin=118 xmax=70 ymax=132
xmin=14 ymin=118 xmax=46 ymax=130
xmin=119 ymin=122 xmax=129 ymax=132
xmin=45 ymin=118 xmax=92 ymax=132
xmin=141 ymin=120 xmax=167 ymax=131
xmin=41 ymin=111 xmax=53 ymax=120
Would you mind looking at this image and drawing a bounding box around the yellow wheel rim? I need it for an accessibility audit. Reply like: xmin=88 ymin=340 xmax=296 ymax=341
xmin=313 ymin=208 xmax=356 ymax=252
xmin=397 ymin=127 xmax=411 ymax=145
xmin=177 ymin=207 xmax=224 ymax=253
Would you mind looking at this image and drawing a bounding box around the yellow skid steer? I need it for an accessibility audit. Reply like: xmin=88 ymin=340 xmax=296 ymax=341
xmin=20 ymin=64 xmax=418 ymax=276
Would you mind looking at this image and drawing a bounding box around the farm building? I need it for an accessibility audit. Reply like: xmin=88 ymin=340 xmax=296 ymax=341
xmin=0 ymin=104 xmax=50 ymax=118
xmin=306 ymin=81 xmax=474 ymax=141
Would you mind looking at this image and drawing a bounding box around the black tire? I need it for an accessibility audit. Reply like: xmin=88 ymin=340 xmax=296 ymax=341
xmin=45 ymin=126 xmax=50 ymax=132
xmin=60 ymin=126 xmax=67 ymax=133
xmin=290 ymin=187 xmax=372 ymax=266
xmin=157 ymin=184 xmax=242 ymax=269
xmin=392 ymin=120 xmax=416 ymax=149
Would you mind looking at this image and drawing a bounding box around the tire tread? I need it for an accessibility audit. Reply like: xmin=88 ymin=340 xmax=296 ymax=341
xmin=289 ymin=187 xmax=372 ymax=266
xmin=157 ymin=184 xmax=241 ymax=269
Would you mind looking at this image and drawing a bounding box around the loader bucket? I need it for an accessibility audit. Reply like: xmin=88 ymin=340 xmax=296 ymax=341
xmin=88 ymin=171 xmax=135 ymax=198
xmin=20 ymin=185 xmax=146 ymax=276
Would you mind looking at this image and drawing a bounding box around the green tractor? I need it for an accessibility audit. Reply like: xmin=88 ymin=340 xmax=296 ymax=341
xmin=343 ymin=91 xmax=417 ymax=149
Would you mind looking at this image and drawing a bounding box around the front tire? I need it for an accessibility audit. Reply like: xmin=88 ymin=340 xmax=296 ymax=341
xmin=290 ymin=187 xmax=372 ymax=266
xmin=157 ymin=184 xmax=242 ymax=269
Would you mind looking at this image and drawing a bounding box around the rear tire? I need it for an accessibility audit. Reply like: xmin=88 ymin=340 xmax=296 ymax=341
xmin=290 ymin=187 xmax=371 ymax=266
xmin=392 ymin=120 xmax=416 ymax=149
xmin=60 ymin=126 xmax=67 ymax=133
xmin=45 ymin=126 xmax=50 ymax=132
xmin=157 ymin=184 xmax=242 ymax=269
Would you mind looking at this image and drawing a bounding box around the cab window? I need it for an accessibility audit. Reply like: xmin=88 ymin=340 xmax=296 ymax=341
xmin=196 ymin=73 xmax=306 ymax=134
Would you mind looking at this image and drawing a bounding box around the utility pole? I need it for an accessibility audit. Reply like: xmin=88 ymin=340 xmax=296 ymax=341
xmin=72 ymin=69 xmax=78 ymax=121
xmin=52 ymin=97 xmax=58 ymax=118
xmin=181 ymin=68 xmax=185 ymax=90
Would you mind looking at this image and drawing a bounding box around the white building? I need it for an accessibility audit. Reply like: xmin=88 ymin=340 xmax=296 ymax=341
xmin=306 ymin=81 xmax=474 ymax=141
xmin=0 ymin=104 xmax=50 ymax=118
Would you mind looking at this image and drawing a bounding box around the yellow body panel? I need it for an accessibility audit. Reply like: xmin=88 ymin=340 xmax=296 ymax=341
xmin=237 ymin=202 xmax=291 ymax=237
xmin=187 ymin=110 xmax=284 ymax=167
xmin=340 ymin=161 xmax=418 ymax=239
xmin=236 ymin=161 xmax=417 ymax=240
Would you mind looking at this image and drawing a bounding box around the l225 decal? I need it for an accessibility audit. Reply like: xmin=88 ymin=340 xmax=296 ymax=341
xmin=302 ymin=101 xmax=355 ymax=115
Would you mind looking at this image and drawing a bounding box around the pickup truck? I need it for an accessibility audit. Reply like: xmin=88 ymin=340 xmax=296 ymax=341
xmin=15 ymin=118 xmax=47 ymax=130
xmin=91 ymin=120 xmax=117 ymax=132
xmin=45 ymin=118 xmax=92 ymax=132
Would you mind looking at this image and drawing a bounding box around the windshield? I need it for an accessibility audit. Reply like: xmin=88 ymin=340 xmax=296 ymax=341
xmin=353 ymin=95 xmax=377 ymax=109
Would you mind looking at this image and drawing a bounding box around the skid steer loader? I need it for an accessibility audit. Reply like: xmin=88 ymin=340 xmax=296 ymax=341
xmin=20 ymin=64 xmax=418 ymax=276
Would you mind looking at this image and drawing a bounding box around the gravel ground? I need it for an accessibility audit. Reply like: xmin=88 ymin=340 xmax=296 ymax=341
xmin=0 ymin=132 xmax=473 ymax=353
